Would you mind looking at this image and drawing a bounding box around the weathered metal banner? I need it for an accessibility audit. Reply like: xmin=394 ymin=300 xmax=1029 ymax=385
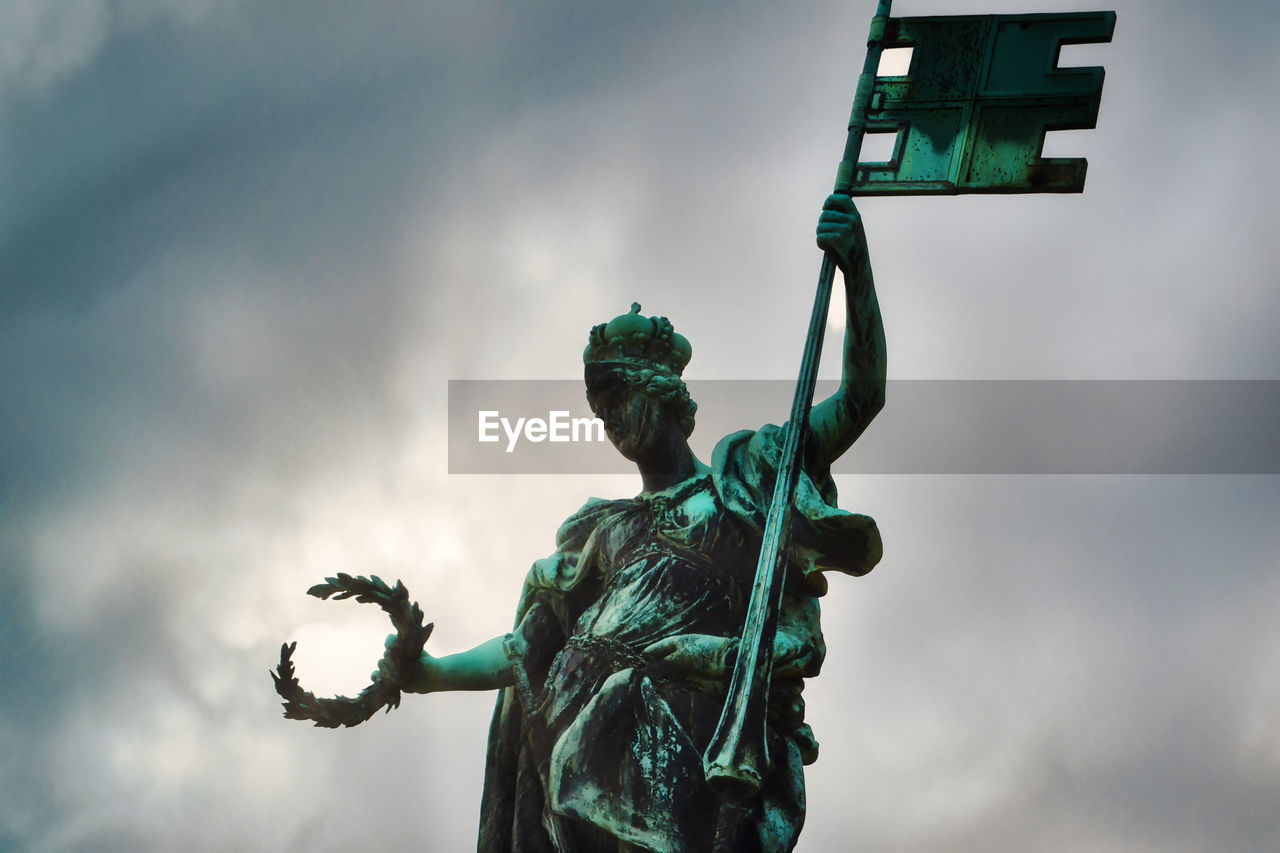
xmin=849 ymin=11 xmax=1115 ymax=195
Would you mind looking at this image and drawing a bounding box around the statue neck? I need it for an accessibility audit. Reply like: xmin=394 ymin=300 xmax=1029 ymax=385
xmin=635 ymin=434 xmax=702 ymax=494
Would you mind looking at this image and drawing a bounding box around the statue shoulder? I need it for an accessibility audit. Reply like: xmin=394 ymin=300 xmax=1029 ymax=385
xmin=515 ymin=496 xmax=631 ymax=624
xmin=553 ymin=496 xmax=632 ymax=551
xmin=711 ymin=424 xmax=884 ymax=592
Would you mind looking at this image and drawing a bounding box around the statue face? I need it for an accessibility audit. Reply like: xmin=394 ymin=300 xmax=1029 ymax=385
xmin=587 ymin=376 xmax=671 ymax=462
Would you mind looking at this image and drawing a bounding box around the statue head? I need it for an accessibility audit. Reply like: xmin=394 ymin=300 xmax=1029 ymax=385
xmin=583 ymin=303 xmax=697 ymax=458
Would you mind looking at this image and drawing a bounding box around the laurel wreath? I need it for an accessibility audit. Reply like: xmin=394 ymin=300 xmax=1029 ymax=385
xmin=271 ymin=573 xmax=433 ymax=728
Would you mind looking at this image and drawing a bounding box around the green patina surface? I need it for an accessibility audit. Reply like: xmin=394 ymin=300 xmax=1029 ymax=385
xmin=851 ymin=11 xmax=1115 ymax=195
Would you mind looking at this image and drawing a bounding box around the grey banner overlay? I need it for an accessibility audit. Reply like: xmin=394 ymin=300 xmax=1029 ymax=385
xmin=448 ymin=380 xmax=1280 ymax=475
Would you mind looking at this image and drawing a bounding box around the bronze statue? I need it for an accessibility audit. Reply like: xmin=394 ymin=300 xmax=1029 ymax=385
xmin=366 ymin=194 xmax=883 ymax=851
xmin=271 ymin=0 xmax=1119 ymax=842
xmin=273 ymin=195 xmax=883 ymax=849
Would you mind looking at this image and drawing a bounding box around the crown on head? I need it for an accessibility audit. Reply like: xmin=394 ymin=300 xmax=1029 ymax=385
xmin=583 ymin=302 xmax=692 ymax=376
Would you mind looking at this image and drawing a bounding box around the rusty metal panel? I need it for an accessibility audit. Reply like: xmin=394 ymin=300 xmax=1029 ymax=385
xmin=849 ymin=11 xmax=1115 ymax=196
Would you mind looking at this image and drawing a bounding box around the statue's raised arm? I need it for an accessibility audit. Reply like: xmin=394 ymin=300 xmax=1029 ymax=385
xmin=808 ymin=193 xmax=887 ymax=469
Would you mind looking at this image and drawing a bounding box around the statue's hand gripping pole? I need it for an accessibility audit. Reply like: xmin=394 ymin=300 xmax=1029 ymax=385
xmin=702 ymin=2 xmax=892 ymax=848
xmin=271 ymin=573 xmax=433 ymax=728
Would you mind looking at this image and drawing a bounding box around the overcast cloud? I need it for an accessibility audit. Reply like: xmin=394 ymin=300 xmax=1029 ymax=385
xmin=2 ymin=1 xmax=1278 ymax=850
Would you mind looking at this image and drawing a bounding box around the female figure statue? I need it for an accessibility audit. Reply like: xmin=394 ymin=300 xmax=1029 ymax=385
xmin=382 ymin=195 xmax=885 ymax=852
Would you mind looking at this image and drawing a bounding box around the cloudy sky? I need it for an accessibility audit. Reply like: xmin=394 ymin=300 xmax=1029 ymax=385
xmin=2 ymin=1 xmax=1278 ymax=850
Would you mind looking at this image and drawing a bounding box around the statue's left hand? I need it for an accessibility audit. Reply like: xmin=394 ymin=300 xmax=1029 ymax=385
xmin=644 ymin=631 xmax=816 ymax=680
xmin=816 ymin=193 xmax=867 ymax=273
xmin=644 ymin=634 xmax=737 ymax=678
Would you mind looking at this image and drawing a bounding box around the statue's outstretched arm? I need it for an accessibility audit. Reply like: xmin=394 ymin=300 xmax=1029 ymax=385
xmin=808 ymin=193 xmax=887 ymax=468
xmin=273 ymin=574 xmax=521 ymax=727
xmin=382 ymin=633 xmax=517 ymax=693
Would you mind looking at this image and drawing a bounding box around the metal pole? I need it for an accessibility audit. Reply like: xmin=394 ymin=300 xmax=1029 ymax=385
xmin=703 ymin=2 xmax=893 ymax=848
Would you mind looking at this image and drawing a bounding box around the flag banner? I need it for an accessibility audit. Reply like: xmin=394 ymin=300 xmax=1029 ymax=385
xmin=850 ymin=11 xmax=1115 ymax=195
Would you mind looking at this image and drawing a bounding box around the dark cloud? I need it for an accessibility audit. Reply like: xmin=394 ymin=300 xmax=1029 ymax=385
xmin=805 ymin=474 xmax=1280 ymax=851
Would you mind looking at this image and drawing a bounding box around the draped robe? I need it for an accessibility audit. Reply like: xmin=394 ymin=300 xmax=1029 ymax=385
xmin=478 ymin=424 xmax=882 ymax=852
